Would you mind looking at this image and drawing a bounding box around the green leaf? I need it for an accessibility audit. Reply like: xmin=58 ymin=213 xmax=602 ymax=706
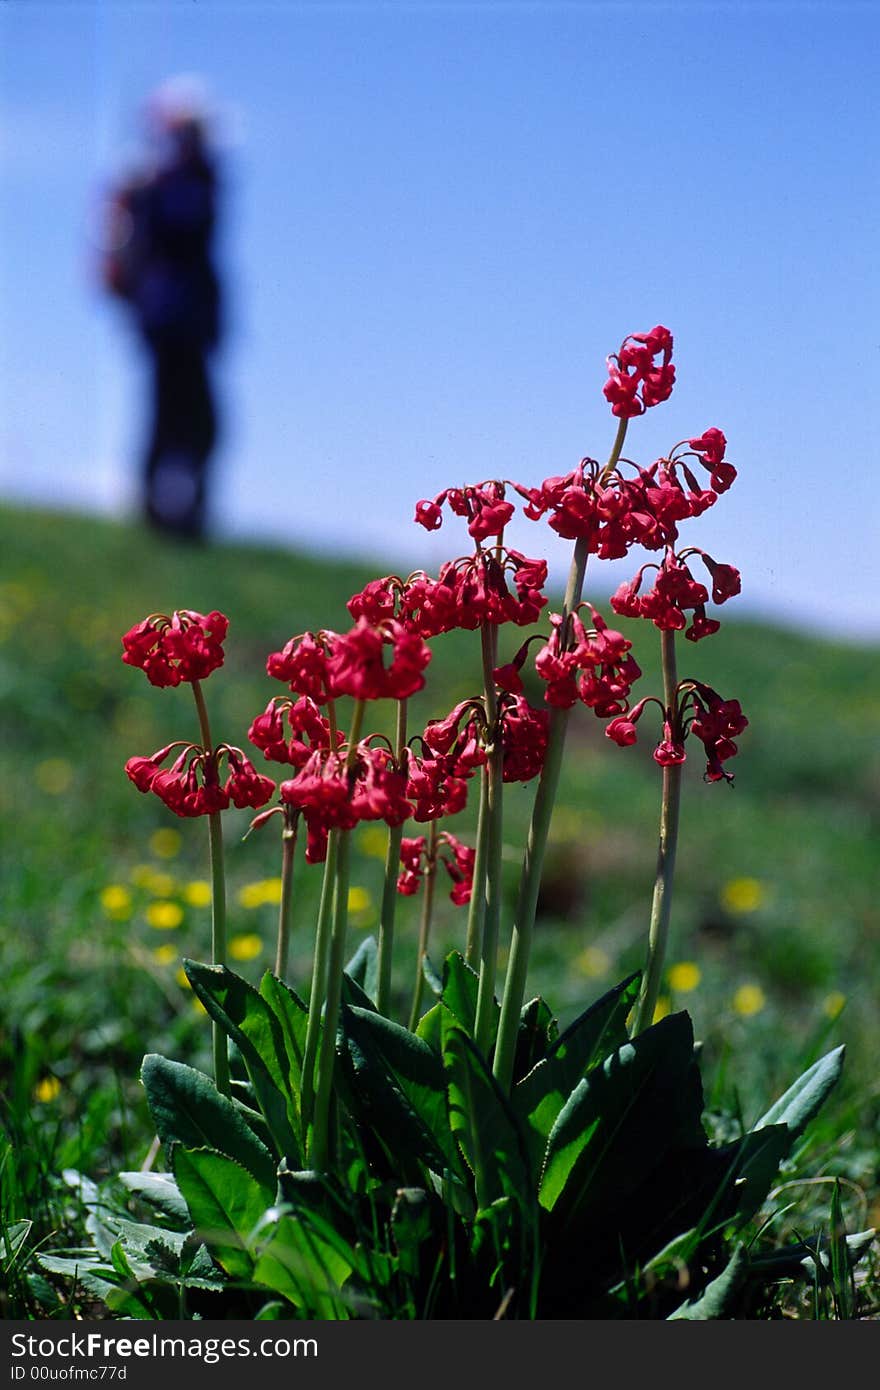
xmin=830 ymin=1179 xmax=856 ymax=1319
xmin=341 ymin=971 xmax=379 ymax=1013
xmin=141 ymin=1055 xmax=276 ymax=1188
xmin=539 ymin=1011 xmax=705 ymax=1220
xmin=251 ymin=1209 xmax=354 ymax=1317
xmin=183 ymin=960 xmax=300 ymax=1160
xmin=340 ymin=1006 xmax=460 ymax=1175
xmin=117 ymin=1171 xmax=190 ymax=1225
xmin=258 ymin=972 xmax=310 ymax=1100
xmin=441 ymin=1012 xmax=529 ymax=1210
xmin=345 ymin=935 xmax=378 ymax=1003
xmin=441 ymin=951 xmax=484 ymax=1033
xmin=172 ymin=1145 xmax=273 ymax=1280
xmin=513 ymin=972 xmax=641 ymax=1172
xmin=752 ymin=1045 xmax=845 ymax=1140
xmin=668 ymin=1244 xmax=748 ymax=1319
xmin=422 ymin=952 xmax=444 ymax=997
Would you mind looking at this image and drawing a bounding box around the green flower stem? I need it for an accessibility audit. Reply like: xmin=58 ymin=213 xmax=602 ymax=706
xmin=632 ymin=628 xmax=682 ymax=1035
xmin=474 ymin=621 xmax=504 ymax=1057
xmin=407 ymin=819 xmax=438 ymax=1032
xmin=310 ymin=826 xmax=352 ymax=1171
xmin=299 ymin=828 xmax=339 ymax=1134
xmin=274 ymin=811 xmax=299 ymax=980
xmin=309 ymin=699 xmax=365 ymax=1169
xmin=493 ymin=417 xmax=628 ymax=1090
xmin=191 ymin=679 xmax=230 ymax=1095
xmin=464 ymin=765 xmax=489 ymax=971
xmin=377 ymin=698 xmax=408 ymax=1017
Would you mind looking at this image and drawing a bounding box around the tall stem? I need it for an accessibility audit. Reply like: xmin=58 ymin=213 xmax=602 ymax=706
xmin=309 ymin=699 xmax=365 ymax=1169
xmin=407 ymin=820 xmax=438 ymax=1031
xmin=275 ymin=812 xmax=299 ymax=979
xmin=473 ymin=621 xmax=504 ymax=1057
xmin=493 ymin=418 xmax=628 ymax=1090
xmin=377 ymin=699 xmax=408 ymax=1016
xmin=311 ymin=827 xmax=352 ymax=1170
xmin=464 ymin=765 xmax=489 ymax=971
xmin=191 ymin=679 xmax=229 ymax=1095
xmin=300 ymin=829 xmax=339 ymax=1133
xmin=632 ymin=628 xmax=682 ymax=1034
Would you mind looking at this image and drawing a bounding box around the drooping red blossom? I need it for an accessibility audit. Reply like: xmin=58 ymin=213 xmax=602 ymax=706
xmin=603 ymin=326 xmax=675 ymax=418
xmin=534 ymin=607 xmax=641 ymax=716
xmin=499 ymin=695 xmax=549 ymax=783
xmin=327 ymin=617 xmax=431 ymax=701
xmin=266 ymin=631 xmax=337 ymax=703
xmin=414 ymin=479 xmax=514 ymax=541
xmin=611 ymin=548 xmax=739 ymax=642
xmin=653 ymin=722 xmax=688 ymax=768
xmin=603 ymin=681 xmax=746 ymax=783
xmin=248 ymin=695 xmax=342 ymax=767
xmin=396 ymin=832 xmax=475 ymax=905
xmin=406 ymin=753 xmax=470 ymax=823
xmin=223 ymin=749 xmax=276 ymax=810
xmin=687 ymin=428 xmax=736 ymax=492
xmin=121 ymin=610 xmax=228 ymax=687
xmin=349 ymin=746 xmax=413 ymax=826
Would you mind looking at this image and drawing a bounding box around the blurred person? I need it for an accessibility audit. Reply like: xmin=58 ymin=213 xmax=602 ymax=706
xmin=102 ymin=77 xmax=224 ymax=540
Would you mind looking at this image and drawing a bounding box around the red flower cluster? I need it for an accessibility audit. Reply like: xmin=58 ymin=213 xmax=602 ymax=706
xmin=397 ymin=832 xmax=476 ymax=906
xmin=248 ymin=695 xmax=342 ymax=766
xmin=422 ymin=692 xmax=548 ymax=786
xmin=513 ymin=432 xmax=736 ymax=561
xmin=414 ymin=480 xmax=514 ymax=540
xmin=611 ymin=548 xmax=740 ymax=643
xmin=280 ymin=743 xmax=412 ymax=862
xmin=125 ymin=743 xmax=275 ymax=817
xmin=348 ymin=552 xmax=548 ymax=641
xmin=121 ymin=610 xmax=228 ymax=687
xmin=534 ymin=606 xmax=641 ymax=714
xmin=603 ymin=326 xmax=675 ymax=418
xmin=605 ymin=681 xmax=748 ymax=782
xmin=266 ymin=621 xmax=431 ymax=704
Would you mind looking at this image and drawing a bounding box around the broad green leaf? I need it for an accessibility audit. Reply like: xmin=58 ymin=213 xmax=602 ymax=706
xmin=340 ymin=1005 xmax=460 ymax=1175
xmin=752 ymin=1045 xmax=845 ymax=1140
xmin=341 ymin=971 xmax=379 ymax=1013
xmin=668 ymin=1244 xmax=748 ymax=1319
xmin=723 ymin=1124 xmax=791 ymax=1224
xmin=1 ymin=1219 xmax=32 ymax=1267
xmin=422 ymin=952 xmax=444 ymax=997
xmin=441 ymin=951 xmax=484 ymax=1034
xmin=539 ymin=1011 xmax=705 ymax=1220
xmin=251 ymin=1210 xmax=354 ymax=1318
xmin=141 ymin=1054 xmax=276 ymax=1188
xmin=259 ymin=972 xmax=310 ymax=1102
xmin=117 ymin=1171 xmax=190 ymax=1225
xmin=513 ymin=972 xmax=641 ymax=1172
xmin=416 ymin=1000 xmax=444 ymax=1050
xmin=441 ymin=1012 xmax=529 ymax=1211
xmin=172 ymin=1145 xmax=273 ymax=1280
xmin=345 ymin=935 xmax=378 ymax=1003
xmin=183 ymin=960 xmax=300 ymax=1160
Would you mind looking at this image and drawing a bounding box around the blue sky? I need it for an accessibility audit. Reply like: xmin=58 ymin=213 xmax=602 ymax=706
xmin=1 ymin=1 xmax=878 ymax=637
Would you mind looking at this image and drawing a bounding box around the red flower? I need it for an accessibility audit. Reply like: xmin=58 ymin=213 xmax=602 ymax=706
xmin=266 ymin=631 xmax=337 ymax=703
xmin=121 ymin=610 xmax=228 ymax=687
xmin=327 ymin=618 xmax=431 ymax=701
xmin=603 ymin=326 xmax=675 ymax=419
xmin=223 ymin=750 xmax=276 ymax=809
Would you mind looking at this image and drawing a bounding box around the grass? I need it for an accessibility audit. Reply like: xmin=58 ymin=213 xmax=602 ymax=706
xmin=1 ymin=500 xmax=878 ymax=1317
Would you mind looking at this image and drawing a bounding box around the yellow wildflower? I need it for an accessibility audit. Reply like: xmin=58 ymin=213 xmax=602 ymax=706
xmin=237 ymin=878 xmax=283 ymax=909
xmin=575 ymin=946 xmax=611 ymax=979
xmin=721 ymin=877 xmax=765 ymax=914
xmin=732 ymin=983 xmax=766 ymax=1017
xmin=667 ymin=961 xmax=701 ymax=993
xmin=150 ymin=828 xmax=182 ymax=859
xmin=34 ymin=1076 xmax=61 ymax=1103
xmin=100 ymin=884 xmax=133 ymax=921
xmin=229 ymin=932 xmax=262 ymax=962
xmin=176 ymin=967 xmax=192 ymax=989
xmin=183 ymin=880 xmax=212 ymax=907
xmin=822 ymin=991 xmax=846 ymax=1020
xmin=358 ymin=825 xmax=388 ymax=860
xmin=153 ymin=944 xmax=176 ymax=965
xmin=652 ymin=996 xmax=671 ymax=1023
xmin=146 ymin=900 xmax=183 ymax=930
